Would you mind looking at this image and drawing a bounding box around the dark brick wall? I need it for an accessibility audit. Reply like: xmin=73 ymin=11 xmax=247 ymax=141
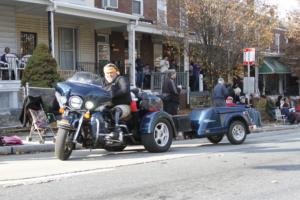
xmin=116 ymin=0 xmax=132 ymax=14
xmin=94 ymin=0 xmax=157 ymax=23
xmin=167 ymin=0 xmax=180 ymax=29
xmin=144 ymin=0 xmax=157 ymax=23
xmin=140 ymin=34 xmax=154 ymax=67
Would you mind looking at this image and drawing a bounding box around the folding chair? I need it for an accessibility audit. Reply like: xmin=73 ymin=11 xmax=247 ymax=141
xmin=275 ymin=108 xmax=287 ymax=124
xmin=27 ymin=106 xmax=56 ymax=144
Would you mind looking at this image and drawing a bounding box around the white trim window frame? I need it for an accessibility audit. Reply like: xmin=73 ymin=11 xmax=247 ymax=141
xmin=59 ymin=27 xmax=78 ymax=70
xmin=132 ymin=0 xmax=143 ymax=16
xmin=102 ymin=0 xmax=118 ymax=9
xmin=157 ymin=0 xmax=167 ymax=25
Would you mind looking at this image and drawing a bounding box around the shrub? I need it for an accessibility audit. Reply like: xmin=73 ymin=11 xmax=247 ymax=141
xmin=21 ymin=43 xmax=61 ymax=88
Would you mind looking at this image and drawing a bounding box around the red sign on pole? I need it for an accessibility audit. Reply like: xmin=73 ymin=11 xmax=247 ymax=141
xmin=243 ymin=48 xmax=255 ymax=65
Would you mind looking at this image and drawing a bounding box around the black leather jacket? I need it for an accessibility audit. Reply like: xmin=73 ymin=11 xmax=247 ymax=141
xmin=103 ymin=75 xmax=131 ymax=106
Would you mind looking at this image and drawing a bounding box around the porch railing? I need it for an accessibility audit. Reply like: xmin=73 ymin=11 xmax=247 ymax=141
xmin=150 ymin=72 xmax=188 ymax=92
xmin=57 ymin=64 xmax=188 ymax=92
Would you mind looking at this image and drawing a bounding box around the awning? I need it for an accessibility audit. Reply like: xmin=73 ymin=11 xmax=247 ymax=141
xmin=259 ymin=57 xmax=291 ymax=74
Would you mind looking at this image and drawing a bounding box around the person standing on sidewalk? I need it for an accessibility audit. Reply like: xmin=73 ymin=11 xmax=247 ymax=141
xmin=213 ymin=77 xmax=228 ymax=107
xmin=162 ymin=69 xmax=182 ymax=115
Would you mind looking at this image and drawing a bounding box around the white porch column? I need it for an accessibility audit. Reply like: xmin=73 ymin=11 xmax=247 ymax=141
xmin=47 ymin=7 xmax=55 ymax=58
xmin=184 ymin=39 xmax=189 ymax=72
xmin=184 ymin=38 xmax=190 ymax=104
xmin=255 ymin=66 xmax=259 ymax=94
xmin=279 ymin=75 xmax=283 ymax=95
xmin=127 ymin=23 xmax=136 ymax=87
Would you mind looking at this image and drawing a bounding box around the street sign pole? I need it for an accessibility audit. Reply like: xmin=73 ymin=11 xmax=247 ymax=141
xmin=247 ymin=62 xmax=250 ymax=77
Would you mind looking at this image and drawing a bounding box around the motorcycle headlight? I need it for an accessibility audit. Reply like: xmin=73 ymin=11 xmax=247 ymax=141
xmin=69 ymin=96 xmax=83 ymax=109
xmin=60 ymin=96 xmax=67 ymax=104
xmin=85 ymin=101 xmax=95 ymax=110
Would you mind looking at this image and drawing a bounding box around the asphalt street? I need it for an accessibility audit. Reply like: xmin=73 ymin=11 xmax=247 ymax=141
xmin=0 ymin=128 xmax=300 ymax=200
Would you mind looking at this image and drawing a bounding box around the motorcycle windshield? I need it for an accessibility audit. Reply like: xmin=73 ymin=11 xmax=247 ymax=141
xmin=57 ymin=72 xmax=111 ymax=104
xmin=67 ymin=72 xmax=103 ymax=86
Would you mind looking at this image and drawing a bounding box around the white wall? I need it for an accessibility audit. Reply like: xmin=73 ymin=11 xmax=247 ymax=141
xmin=0 ymin=5 xmax=17 ymax=54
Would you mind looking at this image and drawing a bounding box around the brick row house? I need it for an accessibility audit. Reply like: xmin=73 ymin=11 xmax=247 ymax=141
xmin=0 ymin=0 xmax=189 ymax=113
xmin=259 ymin=27 xmax=300 ymax=96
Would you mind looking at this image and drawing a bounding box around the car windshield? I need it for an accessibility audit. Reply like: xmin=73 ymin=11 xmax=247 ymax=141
xmin=67 ymin=72 xmax=103 ymax=86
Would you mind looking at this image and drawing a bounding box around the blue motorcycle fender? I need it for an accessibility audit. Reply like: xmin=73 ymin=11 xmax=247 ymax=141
xmin=139 ymin=111 xmax=177 ymax=137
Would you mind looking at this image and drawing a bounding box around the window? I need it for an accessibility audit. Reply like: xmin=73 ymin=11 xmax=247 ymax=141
xmin=157 ymin=0 xmax=167 ymax=25
xmin=102 ymin=0 xmax=118 ymax=9
xmin=59 ymin=28 xmax=78 ymax=70
xmin=133 ymin=0 xmax=143 ymax=16
xmin=20 ymin=32 xmax=37 ymax=55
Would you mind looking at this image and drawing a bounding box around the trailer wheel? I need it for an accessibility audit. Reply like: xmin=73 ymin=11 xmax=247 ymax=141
xmin=227 ymin=121 xmax=247 ymax=144
xmin=207 ymin=135 xmax=224 ymax=144
xmin=141 ymin=118 xmax=173 ymax=153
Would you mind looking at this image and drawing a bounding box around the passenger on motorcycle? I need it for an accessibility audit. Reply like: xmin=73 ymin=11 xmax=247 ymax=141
xmin=102 ymin=63 xmax=131 ymax=140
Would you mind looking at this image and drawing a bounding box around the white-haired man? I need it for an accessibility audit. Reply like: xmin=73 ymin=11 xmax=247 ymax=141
xmin=213 ymin=77 xmax=228 ymax=107
xmin=102 ymin=63 xmax=131 ymax=141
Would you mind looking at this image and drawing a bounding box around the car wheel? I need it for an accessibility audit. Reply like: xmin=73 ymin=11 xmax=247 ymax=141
xmin=207 ymin=135 xmax=224 ymax=144
xmin=227 ymin=121 xmax=247 ymax=144
xmin=141 ymin=118 xmax=173 ymax=153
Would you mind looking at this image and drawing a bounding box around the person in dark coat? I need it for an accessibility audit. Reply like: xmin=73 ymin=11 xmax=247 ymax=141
xmin=213 ymin=77 xmax=228 ymax=107
xmin=0 ymin=47 xmax=10 ymax=63
xmin=162 ymin=69 xmax=181 ymax=115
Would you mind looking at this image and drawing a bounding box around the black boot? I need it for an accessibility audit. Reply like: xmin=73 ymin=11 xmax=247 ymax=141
xmin=107 ymin=108 xmax=123 ymax=141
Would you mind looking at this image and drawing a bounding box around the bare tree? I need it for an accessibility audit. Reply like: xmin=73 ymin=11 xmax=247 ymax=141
xmin=164 ymin=0 xmax=279 ymax=90
xmin=281 ymin=9 xmax=300 ymax=76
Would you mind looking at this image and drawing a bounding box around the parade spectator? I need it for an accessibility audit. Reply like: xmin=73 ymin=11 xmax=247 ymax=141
xmin=159 ymin=56 xmax=170 ymax=73
xmin=213 ymin=77 xmax=228 ymax=107
xmin=226 ymin=96 xmax=237 ymax=107
xmin=0 ymin=47 xmax=10 ymax=63
xmin=275 ymin=95 xmax=283 ymax=108
xmin=192 ymin=63 xmax=201 ymax=91
xmin=135 ymin=56 xmax=144 ymax=88
xmin=233 ymin=83 xmax=242 ymax=103
xmin=169 ymin=59 xmax=178 ymax=71
xmin=189 ymin=61 xmax=194 ymax=90
xmin=281 ymin=97 xmax=299 ymax=124
xmin=162 ymin=69 xmax=181 ymax=115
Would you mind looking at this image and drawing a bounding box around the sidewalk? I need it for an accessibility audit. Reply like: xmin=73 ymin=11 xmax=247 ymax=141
xmin=1 ymin=123 xmax=300 ymax=155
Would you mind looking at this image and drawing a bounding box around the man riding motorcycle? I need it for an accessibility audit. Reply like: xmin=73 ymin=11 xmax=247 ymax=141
xmin=102 ymin=63 xmax=131 ymax=141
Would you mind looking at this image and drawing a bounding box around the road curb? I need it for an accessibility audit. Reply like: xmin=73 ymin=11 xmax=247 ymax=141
xmin=0 ymin=143 xmax=54 ymax=155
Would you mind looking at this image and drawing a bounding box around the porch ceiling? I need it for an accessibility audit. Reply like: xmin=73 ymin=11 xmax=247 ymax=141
xmin=52 ymin=1 xmax=139 ymax=25
xmin=55 ymin=13 xmax=125 ymax=29
xmin=0 ymin=0 xmax=49 ymax=16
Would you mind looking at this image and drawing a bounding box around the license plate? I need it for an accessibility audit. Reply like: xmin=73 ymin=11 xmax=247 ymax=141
xmin=58 ymin=119 xmax=70 ymax=126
